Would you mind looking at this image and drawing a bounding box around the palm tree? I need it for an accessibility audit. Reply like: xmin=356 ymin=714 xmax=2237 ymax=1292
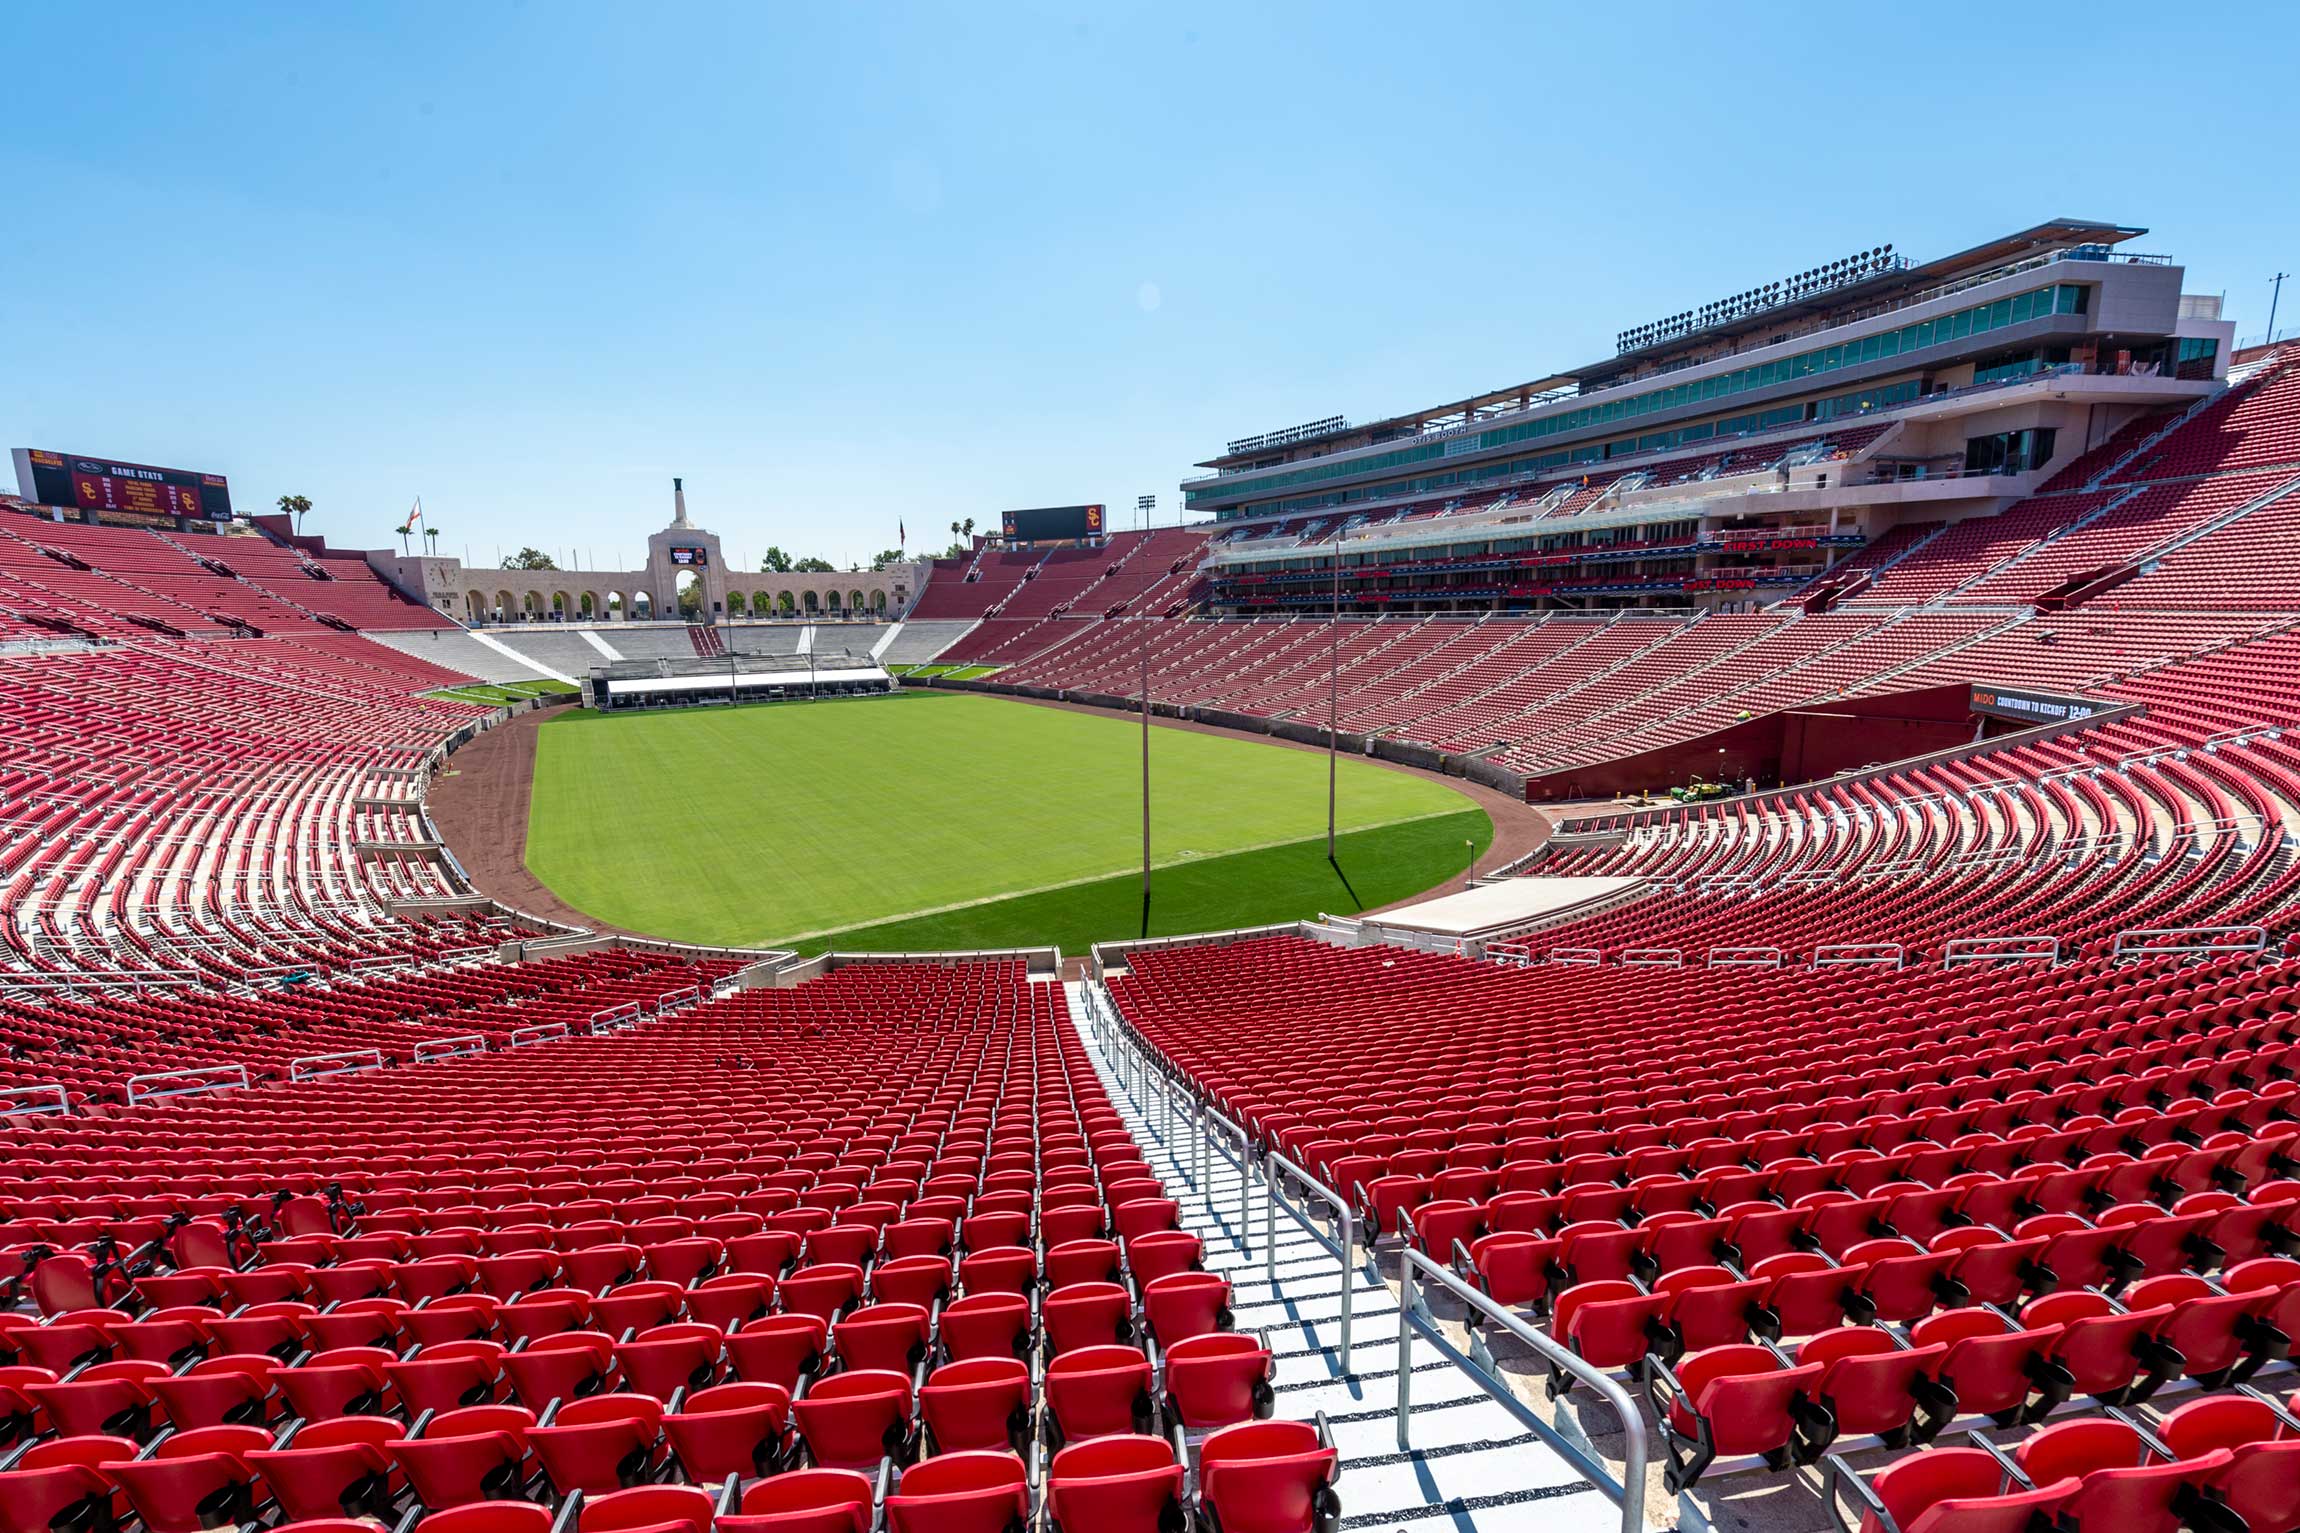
xmin=276 ymin=494 xmax=312 ymax=536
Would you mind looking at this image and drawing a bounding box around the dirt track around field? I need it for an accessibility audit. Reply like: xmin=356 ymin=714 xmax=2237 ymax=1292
xmin=426 ymin=705 xmax=654 ymax=939
xmin=427 ymin=692 xmax=1559 ymax=946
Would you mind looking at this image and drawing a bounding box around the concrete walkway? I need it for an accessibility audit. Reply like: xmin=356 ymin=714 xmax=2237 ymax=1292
xmin=1067 ymin=979 xmax=1627 ymax=1532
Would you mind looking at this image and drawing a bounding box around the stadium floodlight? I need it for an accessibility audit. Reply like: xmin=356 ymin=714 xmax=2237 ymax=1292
xmin=1138 ymin=494 xmax=1157 ymax=926
xmin=1326 ymin=521 xmax=1345 ymax=861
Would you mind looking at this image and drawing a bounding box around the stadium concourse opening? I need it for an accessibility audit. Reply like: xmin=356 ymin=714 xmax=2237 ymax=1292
xmin=7 ymin=220 xmax=2300 ymax=1533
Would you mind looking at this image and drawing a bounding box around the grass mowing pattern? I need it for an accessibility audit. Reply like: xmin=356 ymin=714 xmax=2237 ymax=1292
xmin=525 ymin=690 xmax=1486 ymax=950
xmin=794 ymin=808 xmax=1490 ymax=955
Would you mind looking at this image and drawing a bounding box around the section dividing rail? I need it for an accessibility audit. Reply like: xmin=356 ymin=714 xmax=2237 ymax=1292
xmin=1080 ymin=977 xmax=1659 ymax=1533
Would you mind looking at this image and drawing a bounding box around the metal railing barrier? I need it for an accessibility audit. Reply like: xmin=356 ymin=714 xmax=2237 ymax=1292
xmin=1943 ymin=934 xmax=2061 ymax=966
xmin=589 ymin=1003 xmax=642 ymax=1033
xmin=0 ymin=1083 xmax=69 ymax=1118
xmin=1706 ymin=946 xmax=1782 ymax=968
xmin=1262 ymin=1152 xmax=1358 ymax=1373
xmin=1396 ymin=1247 xmax=1651 ymax=1533
xmin=289 ymin=1049 xmax=386 ymax=1082
xmin=126 ymin=1064 xmax=251 ymax=1105
xmin=2112 ymin=925 xmax=2268 ymax=962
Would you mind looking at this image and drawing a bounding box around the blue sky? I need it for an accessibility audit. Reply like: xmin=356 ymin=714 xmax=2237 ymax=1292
xmin=5 ymin=2 xmax=2295 ymax=573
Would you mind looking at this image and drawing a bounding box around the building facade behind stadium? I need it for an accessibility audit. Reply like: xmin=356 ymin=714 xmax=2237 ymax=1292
xmin=1186 ymin=219 xmax=2234 ymax=616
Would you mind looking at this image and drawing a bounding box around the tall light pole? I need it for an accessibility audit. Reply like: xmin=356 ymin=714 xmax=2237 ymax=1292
xmin=2271 ymin=272 xmax=2291 ymax=346
xmin=1139 ymin=495 xmax=1155 ymax=933
xmin=1327 ymin=523 xmax=1344 ymax=861
xmin=1137 ymin=493 xmax=1154 ymax=533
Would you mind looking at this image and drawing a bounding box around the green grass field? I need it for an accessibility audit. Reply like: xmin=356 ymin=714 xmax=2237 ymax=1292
xmin=525 ymin=690 xmax=1489 ymax=953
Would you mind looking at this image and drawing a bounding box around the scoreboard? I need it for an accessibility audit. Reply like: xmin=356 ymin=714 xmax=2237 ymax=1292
xmin=12 ymin=449 xmax=233 ymax=523
xmin=1000 ymin=504 xmax=1106 ymax=544
xmin=668 ymin=545 xmax=710 ymax=568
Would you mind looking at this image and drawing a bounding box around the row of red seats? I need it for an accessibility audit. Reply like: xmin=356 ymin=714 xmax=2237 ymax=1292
xmin=3 ymin=1420 xmax=1334 ymax=1533
xmin=1109 ymin=929 xmax=2300 ymax=1528
xmin=1 ymin=961 xmax=1342 ymax=1533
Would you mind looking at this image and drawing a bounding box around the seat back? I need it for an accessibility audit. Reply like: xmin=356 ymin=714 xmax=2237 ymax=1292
xmin=1198 ymin=1421 xmax=1338 ymax=1533
xmin=1047 ymin=1434 xmax=1185 ymax=1533
xmin=884 ymin=1450 xmax=1030 ymax=1533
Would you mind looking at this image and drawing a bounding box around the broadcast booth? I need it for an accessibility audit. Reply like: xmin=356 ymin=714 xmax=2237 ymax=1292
xmin=584 ymin=652 xmax=894 ymax=711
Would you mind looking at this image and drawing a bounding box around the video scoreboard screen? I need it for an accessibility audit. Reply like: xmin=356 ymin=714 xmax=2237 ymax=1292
xmin=1000 ymin=504 xmax=1105 ymax=543
xmin=668 ymin=545 xmax=710 ymax=568
xmin=12 ymin=449 xmax=232 ymax=522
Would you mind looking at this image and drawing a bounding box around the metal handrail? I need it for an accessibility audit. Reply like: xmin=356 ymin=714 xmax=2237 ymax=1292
xmin=0 ymin=971 xmax=203 ymax=993
xmin=412 ymin=1034 xmax=488 ymax=1061
xmin=2111 ymin=924 xmax=2268 ymax=961
xmin=0 ymin=1083 xmax=70 ymax=1117
xmin=2199 ymin=723 xmax=2284 ymax=753
xmin=290 ymin=1049 xmax=386 ymax=1082
xmin=590 ymin=1002 xmax=642 ymax=1032
xmin=1262 ymin=1151 xmax=1357 ymax=1373
xmin=1091 ymin=986 xmax=1259 ymax=1248
xmin=1397 ymin=1248 xmax=1651 ymax=1533
xmin=1620 ymin=948 xmax=1683 ymax=968
xmin=1943 ymin=934 xmax=2060 ymax=966
xmin=1548 ymin=947 xmax=1605 ymax=966
xmin=1126 ymin=1034 xmax=1181 ymax=1149
xmin=2157 ymin=816 xmax=2261 ymax=848
xmin=1706 ymin=946 xmax=1782 ymax=968
xmin=1812 ymin=942 xmax=1905 ymax=968
xmin=126 ymin=1064 xmax=250 ymax=1105
xmin=1204 ymin=1103 xmax=1257 ymax=1250
xmin=510 ymin=1023 xmax=571 ymax=1047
